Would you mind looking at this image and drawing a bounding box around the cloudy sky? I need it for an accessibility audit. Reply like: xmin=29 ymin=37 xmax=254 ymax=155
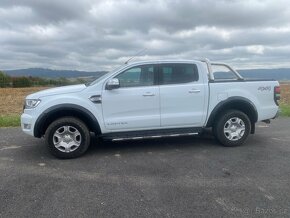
xmin=1 ymin=0 xmax=290 ymax=71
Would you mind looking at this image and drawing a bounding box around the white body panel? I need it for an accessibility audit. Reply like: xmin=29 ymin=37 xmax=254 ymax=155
xmin=20 ymin=59 xmax=279 ymax=137
xmin=207 ymin=81 xmax=279 ymax=122
xmin=159 ymin=63 xmax=209 ymax=127
xmin=102 ymin=86 xmax=160 ymax=130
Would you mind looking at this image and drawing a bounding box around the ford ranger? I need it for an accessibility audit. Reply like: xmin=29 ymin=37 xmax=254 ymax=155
xmin=21 ymin=59 xmax=280 ymax=158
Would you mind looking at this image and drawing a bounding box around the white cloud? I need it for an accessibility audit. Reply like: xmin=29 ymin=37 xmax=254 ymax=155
xmin=0 ymin=0 xmax=290 ymax=70
xmin=247 ymin=45 xmax=265 ymax=55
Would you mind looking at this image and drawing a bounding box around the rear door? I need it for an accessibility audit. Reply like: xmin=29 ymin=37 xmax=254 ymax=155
xmin=158 ymin=63 xmax=207 ymax=127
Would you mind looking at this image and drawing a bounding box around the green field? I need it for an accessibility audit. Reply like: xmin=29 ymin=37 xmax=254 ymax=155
xmin=0 ymin=105 xmax=289 ymax=128
xmin=0 ymin=85 xmax=289 ymax=127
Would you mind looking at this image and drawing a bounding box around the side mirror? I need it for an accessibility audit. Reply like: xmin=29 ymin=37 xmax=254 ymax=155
xmin=106 ymin=78 xmax=120 ymax=90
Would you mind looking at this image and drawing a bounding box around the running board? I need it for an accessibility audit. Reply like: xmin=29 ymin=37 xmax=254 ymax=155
xmin=101 ymin=127 xmax=202 ymax=141
xmin=112 ymin=132 xmax=199 ymax=141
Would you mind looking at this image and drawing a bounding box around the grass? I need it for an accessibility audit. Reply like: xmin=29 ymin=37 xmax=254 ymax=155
xmin=0 ymin=115 xmax=21 ymax=127
xmin=0 ymin=84 xmax=289 ymax=127
xmin=280 ymin=104 xmax=290 ymax=117
xmin=0 ymin=87 xmax=48 ymax=115
xmin=0 ymin=87 xmax=46 ymax=127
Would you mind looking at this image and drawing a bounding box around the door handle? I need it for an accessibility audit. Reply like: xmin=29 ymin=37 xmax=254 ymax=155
xmin=143 ymin=92 xmax=155 ymax=97
xmin=189 ymin=89 xmax=200 ymax=93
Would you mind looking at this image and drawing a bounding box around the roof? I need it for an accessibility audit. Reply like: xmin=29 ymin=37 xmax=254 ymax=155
xmin=126 ymin=59 xmax=204 ymax=65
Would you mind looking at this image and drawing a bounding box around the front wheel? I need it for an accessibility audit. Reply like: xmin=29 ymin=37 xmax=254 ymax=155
xmin=213 ymin=110 xmax=251 ymax=147
xmin=45 ymin=117 xmax=91 ymax=159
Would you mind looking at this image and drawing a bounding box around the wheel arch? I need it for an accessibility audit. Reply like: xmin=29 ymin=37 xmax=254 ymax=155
xmin=34 ymin=104 xmax=101 ymax=138
xmin=206 ymin=97 xmax=258 ymax=133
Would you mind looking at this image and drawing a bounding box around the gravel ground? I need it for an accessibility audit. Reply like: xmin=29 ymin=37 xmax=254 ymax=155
xmin=0 ymin=117 xmax=290 ymax=217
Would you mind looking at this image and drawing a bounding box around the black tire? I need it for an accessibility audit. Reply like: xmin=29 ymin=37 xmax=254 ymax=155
xmin=213 ymin=110 xmax=251 ymax=147
xmin=45 ymin=117 xmax=90 ymax=159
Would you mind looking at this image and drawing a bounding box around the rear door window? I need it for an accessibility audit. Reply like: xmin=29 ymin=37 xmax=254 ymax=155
xmin=159 ymin=63 xmax=199 ymax=85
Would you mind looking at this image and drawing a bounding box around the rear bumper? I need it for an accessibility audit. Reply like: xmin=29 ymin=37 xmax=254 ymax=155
xmin=273 ymin=109 xmax=280 ymax=119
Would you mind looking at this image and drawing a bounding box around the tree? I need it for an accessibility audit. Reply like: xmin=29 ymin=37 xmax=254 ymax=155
xmin=12 ymin=77 xmax=32 ymax=88
xmin=0 ymin=71 xmax=12 ymax=87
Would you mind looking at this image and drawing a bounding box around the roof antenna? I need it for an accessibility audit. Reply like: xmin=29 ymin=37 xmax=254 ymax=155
xmin=124 ymin=48 xmax=147 ymax=64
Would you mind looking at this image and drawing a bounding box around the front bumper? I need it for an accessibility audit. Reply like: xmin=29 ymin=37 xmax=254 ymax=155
xmin=21 ymin=113 xmax=35 ymax=136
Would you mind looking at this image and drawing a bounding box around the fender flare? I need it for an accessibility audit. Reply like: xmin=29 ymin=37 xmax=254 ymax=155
xmin=34 ymin=104 xmax=101 ymax=137
xmin=206 ymin=96 xmax=258 ymax=128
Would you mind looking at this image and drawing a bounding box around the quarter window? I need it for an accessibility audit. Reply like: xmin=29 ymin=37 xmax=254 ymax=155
xmin=159 ymin=64 xmax=199 ymax=85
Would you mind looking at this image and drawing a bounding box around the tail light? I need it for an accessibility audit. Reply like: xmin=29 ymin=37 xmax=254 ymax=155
xmin=274 ymin=86 xmax=281 ymax=106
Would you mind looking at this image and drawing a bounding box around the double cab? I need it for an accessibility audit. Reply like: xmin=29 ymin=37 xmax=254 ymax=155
xmin=21 ymin=59 xmax=280 ymax=158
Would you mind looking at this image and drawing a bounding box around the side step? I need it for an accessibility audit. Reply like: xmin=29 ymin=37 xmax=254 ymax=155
xmin=101 ymin=127 xmax=203 ymax=141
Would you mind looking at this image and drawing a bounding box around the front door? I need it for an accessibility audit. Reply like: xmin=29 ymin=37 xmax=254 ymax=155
xmin=102 ymin=64 xmax=160 ymax=131
xmin=159 ymin=63 xmax=207 ymax=127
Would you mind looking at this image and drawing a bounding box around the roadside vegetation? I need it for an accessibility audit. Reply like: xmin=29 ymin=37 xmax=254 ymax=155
xmin=280 ymin=104 xmax=290 ymax=117
xmin=0 ymin=69 xmax=88 ymax=127
xmin=0 ymin=115 xmax=20 ymax=127
xmin=280 ymin=83 xmax=290 ymax=117
xmin=0 ymin=82 xmax=290 ymax=127
xmin=0 ymin=71 xmax=86 ymax=88
xmin=0 ymin=87 xmax=47 ymax=127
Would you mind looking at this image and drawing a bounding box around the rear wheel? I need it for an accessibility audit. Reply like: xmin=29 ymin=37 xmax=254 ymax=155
xmin=45 ymin=117 xmax=90 ymax=159
xmin=213 ymin=110 xmax=251 ymax=147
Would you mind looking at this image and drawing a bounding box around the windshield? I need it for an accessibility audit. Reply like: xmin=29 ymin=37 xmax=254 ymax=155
xmin=86 ymin=65 xmax=125 ymax=86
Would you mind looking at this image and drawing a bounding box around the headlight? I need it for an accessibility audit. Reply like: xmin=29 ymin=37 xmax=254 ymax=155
xmin=24 ymin=99 xmax=41 ymax=109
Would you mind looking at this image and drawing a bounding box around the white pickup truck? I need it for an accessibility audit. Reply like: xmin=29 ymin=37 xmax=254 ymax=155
xmin=21 ymin=59 xmax=280 ymax=158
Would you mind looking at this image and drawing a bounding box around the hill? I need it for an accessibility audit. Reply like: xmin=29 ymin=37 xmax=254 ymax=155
xmin=2 ymin=67 xmax=290 ymax=80
xmin=238 ymin=68 xmax=290 ymax=81
xmin=3 ymin=68 xmax=107 ymax=78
